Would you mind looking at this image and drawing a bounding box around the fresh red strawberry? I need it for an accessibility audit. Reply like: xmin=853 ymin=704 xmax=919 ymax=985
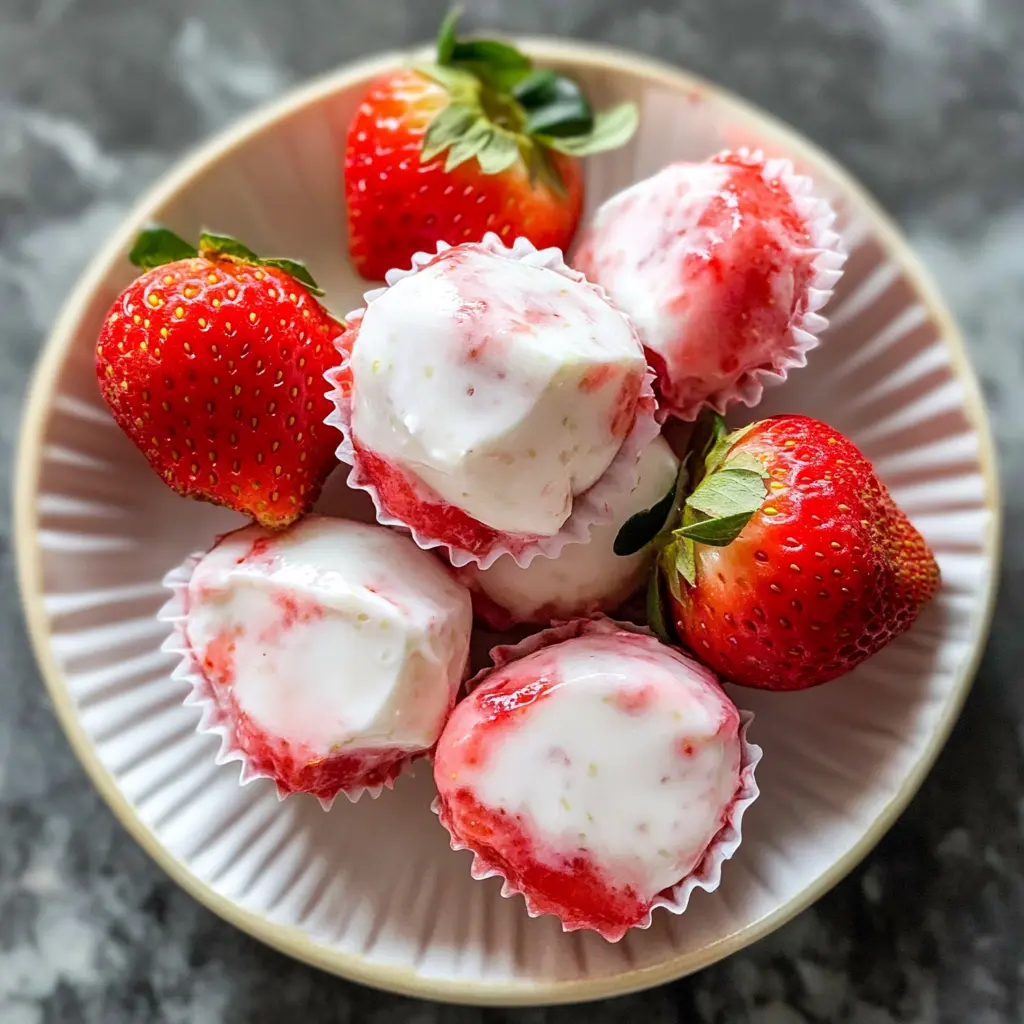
xmin=344 ymin=11 xmax=637 ymax=280
xmin=619 ymin=415 xmax=940 ymax=690
xmin=95 ymin=228 xmax=344 ymax=528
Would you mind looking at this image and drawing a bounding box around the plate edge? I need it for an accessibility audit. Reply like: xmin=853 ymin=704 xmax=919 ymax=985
xmin=12 ymin=38 xmax=1004 ymax=1008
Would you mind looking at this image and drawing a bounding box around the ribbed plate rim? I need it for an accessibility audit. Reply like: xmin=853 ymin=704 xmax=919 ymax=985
xmin=13 ymin=39 xmax=1003 ymax=1007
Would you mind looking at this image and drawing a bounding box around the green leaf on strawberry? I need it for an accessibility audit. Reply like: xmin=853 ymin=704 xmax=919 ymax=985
xmin=473 ymin=130 xmax=522 ymax=175
xmin=703 ymin=419 xmax=758 ymax=476
xmin=447 ymin=40 xmax=532 ymax=92
xmin=418 ymin=9 xmax=637 ymax=185
xmin=255 ymin=258 xmax=325 ymax=296
xmin=723 ymin=449 xmax=767 ymax=476
xmin=536 ymin=102 xmax=639 ymax=157
xmin=197 ymin=231 xmax=261 ymax=263
xmin=421 ymin=102 xmax=482 ymax=161
xmin=671 ymin=538 xmax=696 ymax=591
xmin=613 ymin=450 xmax=693 ymax=556
xmin=129 ymin=227 xmax=327 ymax=296
xmin=198 ymin=232 xmax=326 ymax=295
xmin=676 ymin=510 xmax=762 ymax=546
xmin=435 ymin=7 xmax=461 ymax=65
xmin=645 ymin=570 xmax=675 ymax=644
xmin=128 ymin=227 xmax=198 ymax=270
xmin=672 ymin=433 xmax=768 ymax=549
xmin=661 ymin=414 xmax=942 ymax=692
xmin=685 ymin=465 xmax=768 ymax=522
xmin=617 ymin=413 xmax=770 ymax=599
xmin=514 ymin=70 xmax=594 ymax=137
xmin=614 ymin=485 xmax=676 ymax=557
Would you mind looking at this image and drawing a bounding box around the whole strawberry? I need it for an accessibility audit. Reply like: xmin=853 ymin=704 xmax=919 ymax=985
xmin=344 ymin=10 xmax=637 ymax=280
xmin=619 ymin=415 xmax=940 ymax=690
xmin=95 ymin=228 xmax=343 ymax=528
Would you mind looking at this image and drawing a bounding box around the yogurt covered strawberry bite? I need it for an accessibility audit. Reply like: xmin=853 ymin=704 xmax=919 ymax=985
xmin=459 ymin=436 xmax=680 ymax=628
xmin=166 ymin=515 xmax=472 ymax=803
xmin=433 ymin=619 xmax=760 ymax=940
xmin=327 ymin=236 xmax=658 ymax=568
xmin=574 ymin=150 xmax=845 ymax=421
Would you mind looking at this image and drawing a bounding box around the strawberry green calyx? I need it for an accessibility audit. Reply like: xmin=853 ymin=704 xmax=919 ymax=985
xmin=128 ymin=227 xmax=198 ymax=270
xmin=614 ymin=415 xmax=770 ymax=632
xmin=197 ymin=233 xmax=325 ymax=295
xmin=666 ymin=420 xmax=767 ymax=587
xmin=127 ymin=226 xmax=325 ymax=295
xmin=675 ymin=424 xmax=767 ymax=548
xmin=614 ymin=416 xmax=737 ymax=558
xmin=416 ymin=9 xmax=638 ymax=185
xmin=645 ymin=570 xmax=675 ymax=644
xmin=614 ymin=451 xmax=691 ymax=557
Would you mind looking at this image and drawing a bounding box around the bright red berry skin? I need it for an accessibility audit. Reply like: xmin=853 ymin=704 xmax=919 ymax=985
xmin=344 ymin=69 xmax=583 ymax=281
xmin=95 ymin=257 xmax=343 ymax=528
xmin=670 ymin=415 xmax=940 ymax=690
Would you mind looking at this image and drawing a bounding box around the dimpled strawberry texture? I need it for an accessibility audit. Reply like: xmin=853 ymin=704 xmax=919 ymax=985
xmin=344 ymin=69 xmax=583 ymax=281
xmin=96 ymin=258 xmax=343 ymax=527
xmin=673 ymin=416 xmax=941 ymax=690
xmin=576 ymin=152 xmax=817 ymax=420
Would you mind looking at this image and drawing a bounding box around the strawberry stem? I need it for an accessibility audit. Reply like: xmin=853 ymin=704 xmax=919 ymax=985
xmin=420 ymin=9 xmax=637 ymax=181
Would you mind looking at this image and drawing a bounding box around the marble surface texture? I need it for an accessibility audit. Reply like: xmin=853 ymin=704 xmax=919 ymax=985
xmin=1 ymin=0 xmax=1022 ymax=1021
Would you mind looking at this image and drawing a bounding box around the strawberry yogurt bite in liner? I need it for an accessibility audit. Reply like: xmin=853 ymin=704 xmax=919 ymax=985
xmin=574 ymin=149 xmax=846 ymax=421
xmin=432 ymin=618 xmax=761 ymax=941
xmin=457 ymin=436 xmax=680 ymax=629
xmin=325 ymin=233 xmax=660 ymax=569
xmin=160 ymin=515 xmax=472 ymax=806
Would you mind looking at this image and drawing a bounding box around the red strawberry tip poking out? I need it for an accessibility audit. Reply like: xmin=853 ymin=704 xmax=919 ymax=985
xmin=616 ymin=413 xmax=941 ymax=691
xmin=344 ymin=9 xmax=639 ymax=280
xmin=96 ymin=226 xmax=345 ymax=530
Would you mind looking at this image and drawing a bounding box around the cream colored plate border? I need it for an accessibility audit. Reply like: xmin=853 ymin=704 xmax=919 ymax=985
xmin=14 ymin=41 xmax=1003 ymax=1007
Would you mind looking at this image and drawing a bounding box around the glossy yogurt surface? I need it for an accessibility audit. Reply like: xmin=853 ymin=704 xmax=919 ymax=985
xmin=185 ymin=516 xmax=472 ymax=798
xmin=463 ymin=436 xmax=680 ymax=627
xmin=434 ymin=627 xmax=742 ymax=938
xmin=349 ymin=245 xmax=647 ymax=538
xmin=575 ymin=152 xmax=816 ymax=420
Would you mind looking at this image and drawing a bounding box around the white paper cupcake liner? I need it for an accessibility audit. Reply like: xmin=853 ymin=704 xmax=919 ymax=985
xmin=432 ymin=615 xmax=762 ymax=940
xmin=158 ymin=547 xmax=422 ymax=810
xmin=324 ymin=232 xmax=661 ymax=570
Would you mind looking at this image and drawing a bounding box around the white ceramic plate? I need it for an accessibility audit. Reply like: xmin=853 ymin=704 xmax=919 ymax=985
xmin=15 ymin=42 xmax=1001 ymax=1006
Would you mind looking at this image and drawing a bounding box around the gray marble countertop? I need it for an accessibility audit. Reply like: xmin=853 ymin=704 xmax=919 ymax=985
xmin=2 ymin=1 xmax=1022 ymax=1021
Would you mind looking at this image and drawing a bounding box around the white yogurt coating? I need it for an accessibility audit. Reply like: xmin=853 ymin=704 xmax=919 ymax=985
xmin=348 ymin=245 xmax=648 ymax=536
xmin=574 ymin=157 xmax=815 ymax=419
xmin=576 ymin=161 xmax=736 ymax=358
xmin=435 ymin=630 xmax=742 ymax=905
xmin=184 ymin=516 xmax=472 ymax=755
xmin=463 ymin=436 xmax=680 ymax=625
